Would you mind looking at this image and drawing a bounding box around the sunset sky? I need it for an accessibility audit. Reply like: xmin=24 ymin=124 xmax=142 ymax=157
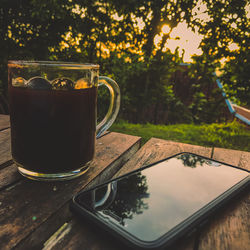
xmin=68 ymin=1 xmax=249 ymax=63
xmin=155 ymin=22 xmax=203 ymax=62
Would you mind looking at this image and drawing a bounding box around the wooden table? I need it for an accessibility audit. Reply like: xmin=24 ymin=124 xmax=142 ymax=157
xmin=0 ymin=114 xmax=249 ymax=250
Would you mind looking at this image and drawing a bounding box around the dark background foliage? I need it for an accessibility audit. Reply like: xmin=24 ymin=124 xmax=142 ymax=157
xmin=0 ymin=0 xmax=249 ymax=123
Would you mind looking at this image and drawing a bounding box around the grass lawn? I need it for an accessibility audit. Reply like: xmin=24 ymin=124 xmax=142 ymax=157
xmin=110 ymin=120 xmax=250 ymax=152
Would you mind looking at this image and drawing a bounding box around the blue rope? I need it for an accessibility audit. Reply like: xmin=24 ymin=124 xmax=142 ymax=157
xmin=215 ymin=78 xmax=250 ymax=125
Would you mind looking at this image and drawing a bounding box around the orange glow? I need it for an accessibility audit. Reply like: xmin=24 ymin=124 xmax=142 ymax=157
xmin=64 ymin=1 xmax=244 ymax=63
xmin=75 ymin=79 xmax=90 ymax=89
xmin=159 ymin=22 xmax=203 ymax=62
xmin=162 ymin=25 xmax=171 ymax=34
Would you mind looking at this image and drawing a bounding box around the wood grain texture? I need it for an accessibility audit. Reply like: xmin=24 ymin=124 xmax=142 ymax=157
xmin=14 ymin=134 xmax=141 ymax=250
xmin=198 ymin=148 xmax=250 ymax=250
xmin=43 ymin=219 xmax=127 ymax=250
xmin=0 ymin=115 xmax=10 ymax=131
xmin=43 ymin=138 xmax=212 ymax=250
xmin=213 ymin=147 xmax=250 ymax=171
xmin=115 ymin=138 xmax=212 ymax=177
xmin=0 ymin=129 xmax=11 ymax=166
xmin=1 ymin=126 xmax=248 ymax=250
xmin=0 ymin=132 xmax=141 ymax=250
xmin=16 ymin=202 xmax=73 ymax=250
xmin=0 ymin=164 xmax=21 ymax=190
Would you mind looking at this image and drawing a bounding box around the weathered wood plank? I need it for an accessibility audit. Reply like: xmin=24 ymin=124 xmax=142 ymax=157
xmin=16 ymin=202 xmax=73 ymax=250
xmin=0 ymin=164 xmax=21 ymax=190
xmin=213 ymin=147 xmax=250 ymax=171
xmin=44 ymin=138 xmax=212 ymax=250
xmin=14 ymin=134 xmax=141 ymax=250
xmin=198 ymin=148 xmax=250 ymax=250
xmin=0 ymin=129 xmax=11 ymax=166
xmin=0 ymin=115 xmax=10 ymax=131
xmin=115 ymin=138 xmax=212 ymax=177
xmin=43 ymin=219 xmax=125 ymax=250
xmin=0 ymin=132 xmax=141 ymax=249
xmin=42 ymin=219 xmax=196 ymax=250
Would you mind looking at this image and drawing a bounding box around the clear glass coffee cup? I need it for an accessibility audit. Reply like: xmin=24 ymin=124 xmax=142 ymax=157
xmin=8 ymin=61 xmax=120 ymax=181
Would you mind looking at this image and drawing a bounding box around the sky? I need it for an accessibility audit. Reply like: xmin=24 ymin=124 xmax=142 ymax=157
xmin=133 ymin=0 xmax=208 ymax=62
xmin=70 ymin=1 xmax=249 ymax=63
xmin=154 ymin=1 xmax=249 ymax=62
xmin=155 ymin=22 xmax=203 ymax=62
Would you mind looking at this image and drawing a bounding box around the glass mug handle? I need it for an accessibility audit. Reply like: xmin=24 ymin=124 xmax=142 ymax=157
xmin=96 ymin=76 xmax=120 ymax=138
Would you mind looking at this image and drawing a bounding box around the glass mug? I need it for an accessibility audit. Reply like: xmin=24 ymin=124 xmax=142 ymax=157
xmin=8 ymin=61 xmax=120 ymax=181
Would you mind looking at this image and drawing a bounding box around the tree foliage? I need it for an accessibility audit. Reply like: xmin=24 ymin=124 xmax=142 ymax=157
xmin=189 ymin=0 xmax=249 ymax=107
xmin=0 ymin=0 xmax=249 ymax=120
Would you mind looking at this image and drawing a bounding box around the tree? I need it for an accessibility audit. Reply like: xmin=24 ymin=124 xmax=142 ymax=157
xmin=189 ymin=0 xmax=249 ymax=107
xmin=0 ymin=0 xmax=79 ymax=97
xmin=0 ymin=0 xmax=249 ymax=121
xmin=222 ymin=47 xmax=250 ymax=107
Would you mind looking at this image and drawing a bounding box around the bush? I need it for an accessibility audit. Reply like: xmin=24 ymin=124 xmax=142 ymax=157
xmin=111 ymin=120 xmax=250 ymax=151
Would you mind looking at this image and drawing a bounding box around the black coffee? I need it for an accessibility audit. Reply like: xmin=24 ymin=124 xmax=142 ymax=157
xmin=9 ymin=85 xmax=97 ymax=174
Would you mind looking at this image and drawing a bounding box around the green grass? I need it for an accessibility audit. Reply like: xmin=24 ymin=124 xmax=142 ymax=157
xmin=110 ymin=120 xmax=250 ymax=152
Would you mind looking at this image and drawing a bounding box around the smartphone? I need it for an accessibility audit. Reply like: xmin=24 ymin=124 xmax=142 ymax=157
xmin=70 ymin=152 xmax=250 ymax=249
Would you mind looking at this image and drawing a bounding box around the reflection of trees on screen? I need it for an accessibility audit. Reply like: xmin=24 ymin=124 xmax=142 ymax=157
xmin=108 ymin=173 xmax=149 ymax=226
xmin=177 ymin=154 xmax=206 ymax=168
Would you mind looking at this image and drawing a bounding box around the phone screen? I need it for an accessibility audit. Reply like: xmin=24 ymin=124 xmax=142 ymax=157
xmin=74 ymin=153 xmax=249 ymax=243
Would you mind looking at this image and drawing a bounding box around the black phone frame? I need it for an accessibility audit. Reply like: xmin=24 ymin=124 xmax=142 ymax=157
xmin=70 ymin=152 xmax=250 ymax=250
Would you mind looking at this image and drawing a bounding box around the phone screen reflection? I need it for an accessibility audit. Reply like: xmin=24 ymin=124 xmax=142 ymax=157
xmin=76 ymin=153 xmax=249 ymax=241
